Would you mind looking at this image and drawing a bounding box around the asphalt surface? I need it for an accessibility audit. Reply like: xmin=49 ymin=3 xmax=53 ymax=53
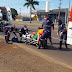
xmin=1 ymin=22 xmax=72 ymax=68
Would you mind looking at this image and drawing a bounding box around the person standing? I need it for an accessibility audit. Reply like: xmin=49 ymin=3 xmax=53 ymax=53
xmin=42 ymin=15 xmax=54 ymax=45
xmin=4 ymin=27 xmax=10 ymax=43
xmin=57 ymin=19 xmax=68 ymax=49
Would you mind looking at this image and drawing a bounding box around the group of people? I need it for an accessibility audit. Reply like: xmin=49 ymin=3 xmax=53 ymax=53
xmin=37 ymin=15 xmax=54 ymax=46
xmin=4 ymin=25 xmax=28 ymax=43
xmin=3 ymin=15 xmax=68 ymax=49
xmin=37 ymin=15 xmax=68 ymax=49
xmin=31 ymin=15 xmax=68 ymax=49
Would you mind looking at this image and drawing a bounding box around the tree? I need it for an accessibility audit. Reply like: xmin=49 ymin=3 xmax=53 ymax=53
xmin=11 ymin=8 xmax=18 ymax=20
xmin=24 ymin=0 xmax=39 ymax=23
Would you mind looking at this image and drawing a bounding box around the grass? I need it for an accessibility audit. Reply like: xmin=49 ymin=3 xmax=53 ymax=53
xmin=13 ymin=21 xmax=58 ymax=28
xmin=13 ymin=21 xmax=41 ymax=26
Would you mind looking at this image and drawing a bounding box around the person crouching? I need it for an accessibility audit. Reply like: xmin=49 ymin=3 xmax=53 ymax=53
xmin=19 ymin=25 xmax=28 ymax=42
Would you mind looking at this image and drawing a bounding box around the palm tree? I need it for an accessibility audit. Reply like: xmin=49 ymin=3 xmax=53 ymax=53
xmin=24 ymin=0 xmax=39 ymax=23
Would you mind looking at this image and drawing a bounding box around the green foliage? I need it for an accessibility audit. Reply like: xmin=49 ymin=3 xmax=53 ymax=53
xmin=24 ymin=0 xmax=39 ymax=10
xmin=11 ymin=8 xmax=18 ymax=20
xmin=24 ymin=0 xmax=39 ymax=23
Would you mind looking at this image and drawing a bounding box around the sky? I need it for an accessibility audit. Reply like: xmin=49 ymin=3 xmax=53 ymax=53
xmin=0 ymin=0 xmax=72 ymax=14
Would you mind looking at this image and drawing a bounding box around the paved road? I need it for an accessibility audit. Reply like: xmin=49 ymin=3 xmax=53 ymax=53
xmin=1 ymin=23 xmax=72 ymax=68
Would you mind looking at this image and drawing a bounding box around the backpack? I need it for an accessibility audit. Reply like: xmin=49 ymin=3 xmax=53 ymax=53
xmin=12 ymin=37 xmax=18 ymax=42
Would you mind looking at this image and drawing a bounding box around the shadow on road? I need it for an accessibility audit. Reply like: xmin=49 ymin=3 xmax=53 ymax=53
xmin=42 ymin=45 xmax=72 ymax=52
xmin=8 ymin=43 xmax=13 ymax=44
xmin=59 ymin=48 xmax=72 ymax=51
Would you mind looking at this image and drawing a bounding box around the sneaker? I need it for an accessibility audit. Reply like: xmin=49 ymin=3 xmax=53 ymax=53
xmin=36 ymin=44 xmax=40 ymax=49
xmin=66 ymin=46 xmax=68 ymax=49
xmin=6 ymin=42 xmax=8 ymax=44
xmin=50 ymin=42 xmax=53 ymax=45
xmin=36 ymin=43 xmax=39 ymax=47
xmin=59 ymin=47 xmax=62 ymax=50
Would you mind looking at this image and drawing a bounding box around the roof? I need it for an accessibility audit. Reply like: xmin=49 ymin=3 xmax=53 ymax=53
xmin=50 ymin=8 xmax=68 ymax=12
xmin=0 ymin=7 xmax=6 ymax=9
xmin=32 ymin=8 xmax=69 ymax=15
xmin=0 ymin=7 xmax=7 ymax=14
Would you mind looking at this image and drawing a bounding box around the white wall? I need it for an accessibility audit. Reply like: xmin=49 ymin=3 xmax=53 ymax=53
xmin=46 ymin=0 xmax=49 ymax=12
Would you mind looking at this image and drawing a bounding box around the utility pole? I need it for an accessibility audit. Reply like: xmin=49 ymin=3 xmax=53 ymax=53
xmin=20 ymin=8 xmax=21 ymax=15
xmin=67 ymin=0 xmax=70 ymax=22
xmin=69 ymin=0 xmax=70 ymax=18
xmin=19 ymin=8 xmax=21 ymax=21
xmin=58 ymin=0 xmax=62 ymax=19
xmin=30 ymin=5 xmax=32 ymax=23
xmin=69 ymin=0 xmax=70 ymax=11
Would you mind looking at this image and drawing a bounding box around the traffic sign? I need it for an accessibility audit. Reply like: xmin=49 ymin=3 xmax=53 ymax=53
xmin=33 ymin=14 xmax=38 ymax=20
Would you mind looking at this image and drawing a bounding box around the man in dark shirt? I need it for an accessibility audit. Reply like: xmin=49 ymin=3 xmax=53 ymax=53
xmin=19 ymin=25 xmax=28 ymax=41
xmin=57 ymin=19 xmax=68 ymax=49
xmin=42 ymin=15 xmax=54 ymax=45
xmin=4 ymin=27 xmax=10 ymax=43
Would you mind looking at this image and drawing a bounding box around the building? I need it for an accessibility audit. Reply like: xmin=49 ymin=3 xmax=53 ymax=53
xmin=32 ymin=8 xmax=69 ymax=24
